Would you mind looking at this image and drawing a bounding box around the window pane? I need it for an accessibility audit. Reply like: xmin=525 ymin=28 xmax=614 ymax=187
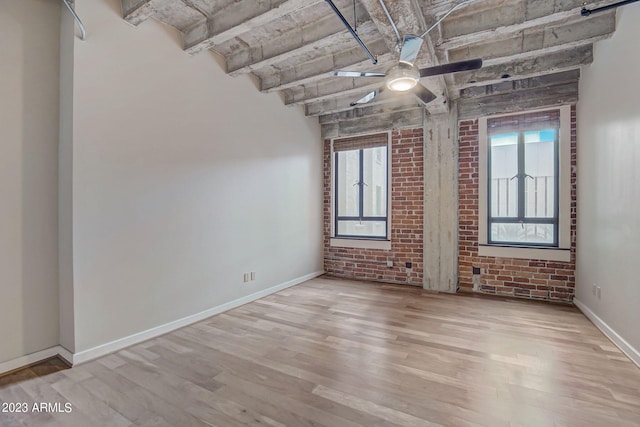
xmin=490 ymin=222 xmax=555 ymax=245
xmin=336 ymin=150 xmax=360 ymax=217
xmin=338 ymin=220 xmax=386 ymax=238
xmin=362 ymin=146 xmax=387 ymax=217
xmin=524 ymin=130 xmax=556 ymax=218
xmin=490 ymin=134 xmax=518 ymax=217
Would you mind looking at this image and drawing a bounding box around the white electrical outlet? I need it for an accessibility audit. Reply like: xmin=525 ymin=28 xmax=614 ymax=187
xmin=592 ymin=284 xmax=597 ymax=296
xmin=250 ymin=272 xmax=255 ymax=281
xmin=243 ymin=273 xmax=249 ymax=283
xmin=386 ymin=260 xmax=393 ymax=267
xmin=597 ymin=286 xmax=602 ymax=299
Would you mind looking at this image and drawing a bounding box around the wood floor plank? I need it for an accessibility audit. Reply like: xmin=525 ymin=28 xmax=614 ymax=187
xmin=1 ymin=276 xmax=640 ymax=426
xmin=84 ymin=362 xmax=209 ymax=427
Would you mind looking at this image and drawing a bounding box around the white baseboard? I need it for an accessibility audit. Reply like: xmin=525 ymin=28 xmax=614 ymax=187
xmin=1 ymin=271 xmax=324 ymax=374
xmin=0 ymin=346 xmax=65 ymax=376
xmin=71 ymin=271 xmax=324 ymax=365
xmin=57 ymin=346 xmax=74 ymax=366
xmin=574 ymin=298 xmax=640 ymax=368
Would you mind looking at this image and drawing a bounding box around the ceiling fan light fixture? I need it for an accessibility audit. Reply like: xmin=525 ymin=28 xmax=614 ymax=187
xmin=385 ymin=63 xmax=420 ymax=92
xmin=387 ymin=76 xmax=418 ymax=92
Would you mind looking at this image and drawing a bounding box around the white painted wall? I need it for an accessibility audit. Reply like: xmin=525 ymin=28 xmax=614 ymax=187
xmin=0 ymin=1 xmax=60 ymax=363
xmin=576 ymin=6 xmax=640 ymax=357
xmin=70 ymin=0 xmax=323 ymax=352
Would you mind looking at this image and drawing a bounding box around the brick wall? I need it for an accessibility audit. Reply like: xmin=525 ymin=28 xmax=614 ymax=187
xmin=458 ymin=106 xmax=577 ymax=302
xmin=323 ymin=129 xmax=424 ymax=285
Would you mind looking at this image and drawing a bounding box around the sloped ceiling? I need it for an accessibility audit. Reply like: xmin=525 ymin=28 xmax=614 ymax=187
xmin=120 ymin=0 xmax=618 ymax=136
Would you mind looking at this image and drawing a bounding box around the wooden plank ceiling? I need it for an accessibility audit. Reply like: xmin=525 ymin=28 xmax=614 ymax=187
xmin=121 ymin=0 xmax=618 ymax=134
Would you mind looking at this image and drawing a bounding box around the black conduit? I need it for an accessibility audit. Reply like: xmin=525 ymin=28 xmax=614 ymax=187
xmin=324 ymin=0 xmax=377 ymax=64
xmin=581 ymin=0 xmax=640 ymax=16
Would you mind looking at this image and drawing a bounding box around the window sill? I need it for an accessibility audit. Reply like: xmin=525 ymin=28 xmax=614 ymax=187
xmin=478 ymin=244 xmax=570 ymax=262
xmin=330 ymin=238 xmax=391 ymax=251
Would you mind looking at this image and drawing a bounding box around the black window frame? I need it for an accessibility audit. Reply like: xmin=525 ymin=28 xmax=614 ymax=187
xmin=334 ymin=146 xmax=389 ymax=240
xmin=487 ymin=128 xmax=560 ymax=247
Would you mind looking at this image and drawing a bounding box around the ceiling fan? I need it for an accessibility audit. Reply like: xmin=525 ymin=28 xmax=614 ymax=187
xmin=333 ymin=34 xmax=483 ymax=107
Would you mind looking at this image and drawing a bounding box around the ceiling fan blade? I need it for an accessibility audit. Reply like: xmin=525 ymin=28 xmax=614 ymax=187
xmin=413 ymin=83 xmax=437 ymax=105
xmin=333 ymin=71 xmax=386 ymax=78
xmin=399 ymin=35 xmax=424 ymax=66
xmin=419 ymin=58 xmax=483 ymax=78
xmin=350 ymin=88 xmax=384 ymax=106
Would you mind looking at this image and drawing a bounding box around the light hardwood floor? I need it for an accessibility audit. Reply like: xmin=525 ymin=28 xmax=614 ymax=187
xmin=0 ymin=358 xmax=69 ymax=389
xmin=1 ymin=276 xmax=639 ymax=426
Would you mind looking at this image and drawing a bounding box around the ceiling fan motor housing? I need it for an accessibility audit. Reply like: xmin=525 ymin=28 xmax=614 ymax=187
xmin=385 ymin=62 xmax=420 ymax=92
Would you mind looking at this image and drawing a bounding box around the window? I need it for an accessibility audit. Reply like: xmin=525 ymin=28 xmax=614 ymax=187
xmin=332 ymin=133 xmax=390 ymax=243
xmin=478 ymin=106 xmax=571 ymax=261
xmin=489 ymin=127 xmax=558 ymax=246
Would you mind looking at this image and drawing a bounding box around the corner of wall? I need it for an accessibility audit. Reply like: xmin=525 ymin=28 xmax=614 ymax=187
xmin=58 ymin=3 xmax=77 ymax=353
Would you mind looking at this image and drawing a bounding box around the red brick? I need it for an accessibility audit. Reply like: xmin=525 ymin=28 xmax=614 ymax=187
xmin=323 ymin=131 xmax=424 ymax=286
xmin=457 ymin=108 xmax=577 ymax=302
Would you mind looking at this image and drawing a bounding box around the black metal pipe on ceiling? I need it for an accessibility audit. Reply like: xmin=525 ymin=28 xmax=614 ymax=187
xmin=581 ymin=0 xmax=640 ymax=16
xmin=324 ymin=0 xmax=377 ymax=64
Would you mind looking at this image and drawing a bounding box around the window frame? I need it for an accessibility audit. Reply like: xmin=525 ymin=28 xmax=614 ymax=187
xmin=330 ymin=132 xmax=392 ymax=250
xmin=487 ymin=128 xmax=560 ymax=247
xmin=477 ymin=105 xmax=572 ymax=262
xmin=334 ymin=147 xmax=389 ymax=240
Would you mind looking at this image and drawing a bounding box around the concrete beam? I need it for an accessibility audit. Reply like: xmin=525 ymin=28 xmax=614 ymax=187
xmin=306 ymin=88 xmax=400 ymax=116
xmin=458 ymin=81 xmax=579 ymax=119
xmin=227 ymin=18 xmax=377 ymax=76
xmin=120 ymin=0 xmax=618 ymax=125
xmin=438 ymin=0 xmax=527 ymax=41
xmin=358 ymin=0 xmax=450 ymax=111
xmin=447 ymin=12 xmax=615 ymax=62
xmin=319 ymin=98 xmax=421 ymax=123
xmin=447 ymin=39 xmax=600 ymax=98
xmin=122 ymin=0 xmax=208 ymax=28
xmin=459 ymin=69 xmax=580 ymax=99
xmin=437 ymin=0 xmax=613 ymax=50
xmin=284 ymin=76 xmax=387 ymax=106
xmin=184 ymin=0 xmax=325 ymax=54
xmin=321 ymin=106 xmax=425 ymax=138
xmin=306 ymin=83 xmax=448 ymax=117
xmin=122 ymin=0 xmax=155 ymax=26
xmin=281 ymin=15 xmax=487 ymax=106
xmin=258 ymin=44 xmax=393 ymax=92
xmin=358 ymin=0 xmax=423 ymax=51
xmin=452 ymin=44 xmax=593 ymax=87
